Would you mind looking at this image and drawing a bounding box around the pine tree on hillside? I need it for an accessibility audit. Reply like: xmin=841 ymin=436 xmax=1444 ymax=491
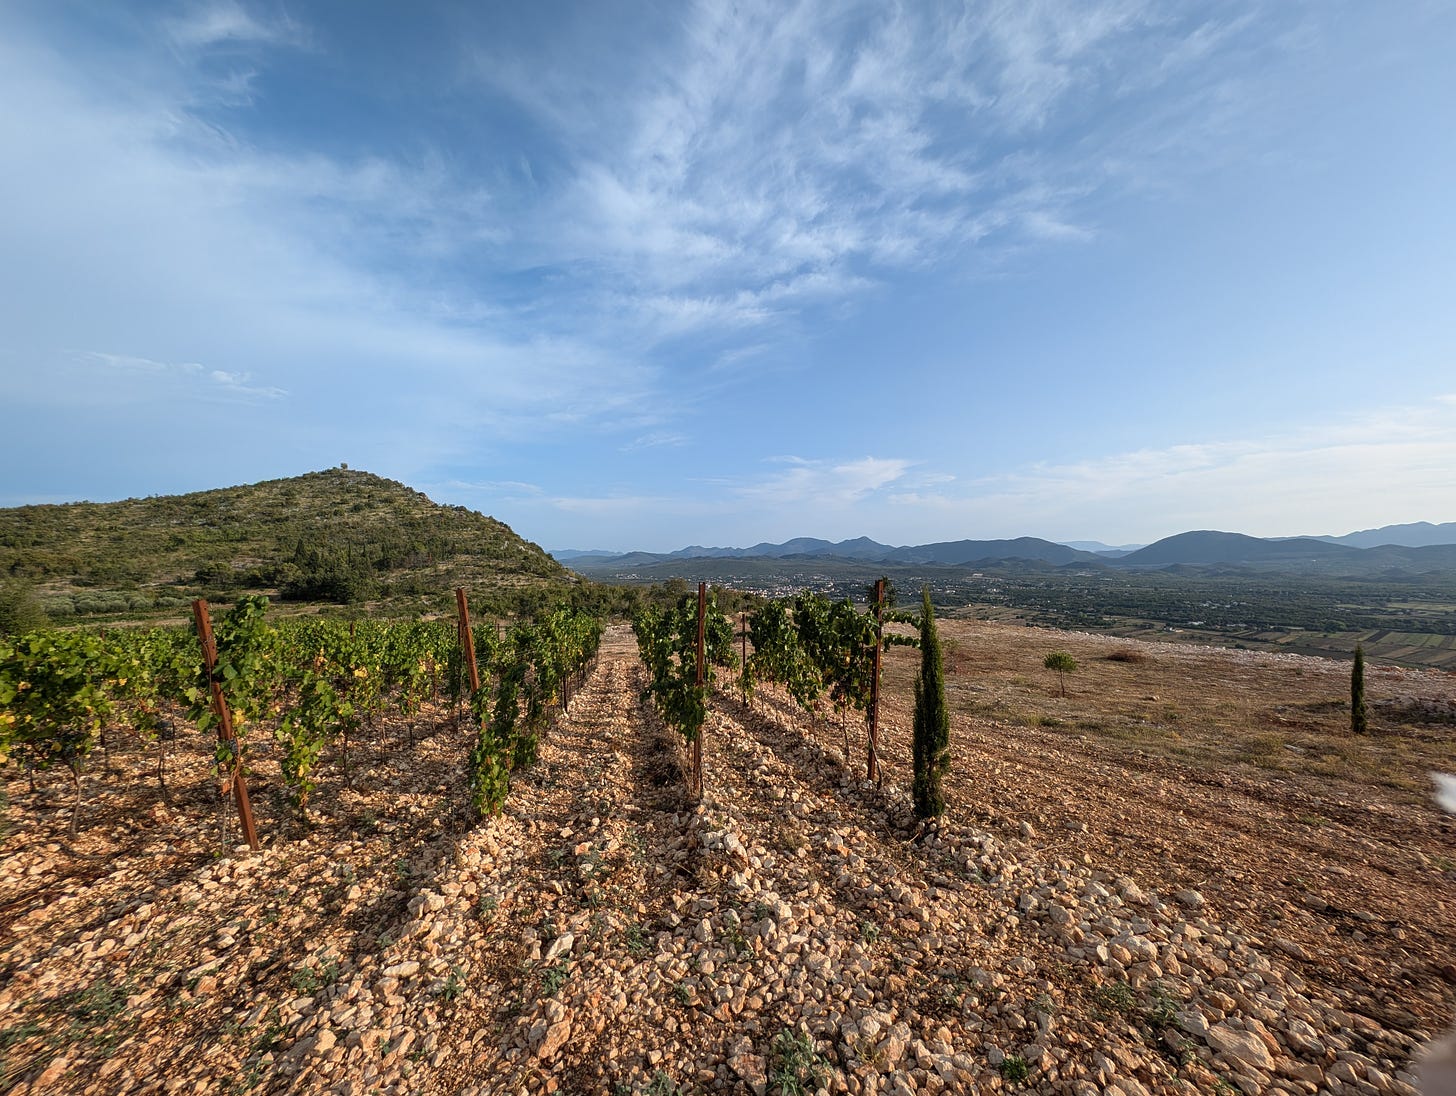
xmin=912 ymin=587 xmax=950 ymax=820
xmin=1351 ymin=643 xmax=1368 ymax=735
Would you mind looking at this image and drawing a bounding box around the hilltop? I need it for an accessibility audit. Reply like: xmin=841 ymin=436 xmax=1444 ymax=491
xmin=0 ymin=469 xmax=575 ymax=620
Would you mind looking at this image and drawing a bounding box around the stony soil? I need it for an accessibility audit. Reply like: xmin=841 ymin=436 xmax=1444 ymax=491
xmin=2 ymin=623 xmax=1454 ymax=1096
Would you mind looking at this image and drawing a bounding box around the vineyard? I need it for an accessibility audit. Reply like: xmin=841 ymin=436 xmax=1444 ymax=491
xmin=2 ymin=592 xmax=1455 ymax=1095
xmin=0 ymin=593 xmax=602 ymax=847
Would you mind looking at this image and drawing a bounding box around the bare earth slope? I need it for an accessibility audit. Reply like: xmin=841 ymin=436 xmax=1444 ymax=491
xmin=2 ymin=624 xmax=1453 ymax=1095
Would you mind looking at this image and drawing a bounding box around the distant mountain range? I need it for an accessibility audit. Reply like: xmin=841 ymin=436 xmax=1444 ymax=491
xmin=1311 ymin=520 xmax=1456 ymax=549
xmin=558 ymin=521 xmax=1456 ymax=579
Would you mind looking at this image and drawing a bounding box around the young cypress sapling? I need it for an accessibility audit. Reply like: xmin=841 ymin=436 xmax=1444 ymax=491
xmin=1351 ymin=643 xmax=1368 ymax=735
xmin=912 ymin=587 xmax=950 ymax=819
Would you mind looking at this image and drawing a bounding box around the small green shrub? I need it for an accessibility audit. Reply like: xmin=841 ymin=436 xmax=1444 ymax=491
xmin=998 ymin=1054 xmax=1030 ymax=1083
xmin=770 ymin=1028 xmax=831 ymax=1095
xmin=540 ymin=963 xmax=569 ymax=997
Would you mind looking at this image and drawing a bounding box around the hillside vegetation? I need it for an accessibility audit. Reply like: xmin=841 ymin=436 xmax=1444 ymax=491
xmin=0 ymin=469 xmax=575 ymax=621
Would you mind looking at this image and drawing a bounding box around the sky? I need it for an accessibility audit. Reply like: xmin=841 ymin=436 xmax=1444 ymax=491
xmin=2 ymin=1 xmax=1454 ymax=552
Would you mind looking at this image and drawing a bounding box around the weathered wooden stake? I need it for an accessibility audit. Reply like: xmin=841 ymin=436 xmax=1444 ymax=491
xmin=456 ymin=588 xmax=481 ymax=694
xmin=191 ymin=599 xmax=261 ymax=851
xmin=740 ymin=610 xmax=748 ymax=706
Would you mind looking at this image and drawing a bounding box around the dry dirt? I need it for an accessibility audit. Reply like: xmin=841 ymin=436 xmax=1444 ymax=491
xmin=1 ymin=622 xmax=1453 ymax=1096
xmin=876 ymin=621 xmax=1456 ymax=1041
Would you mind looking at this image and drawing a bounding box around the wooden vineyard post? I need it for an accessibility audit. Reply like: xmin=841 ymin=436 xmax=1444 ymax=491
xmin=868 ymin=578 xmax=884 ymax=785
xmin=740 ymin=611 xmax=748 ymax=706
xmin=456 ymin=588 xmax=481 ymax=694
xmin=191 ymin=600 xmax=261 ymax=851
xmin=693 ymin=582 xmax=706 ymax=799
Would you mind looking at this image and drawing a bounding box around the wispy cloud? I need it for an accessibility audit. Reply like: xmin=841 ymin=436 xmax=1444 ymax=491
xmin=477 ymin=0 xmax=1276 ymax=344
xmin=548 ymin=494 xmax=690 ymax=518
xmin=732 ymin=456 xmax=915 ymax=507
xmin=207 ymin=368 xmax=286 ymax=400
xmin=82 ymin=351 xmax=285 ymax=400
xmin=165 ymin=1 xmax=303 ymax=51
xmin=621 ymin=432 xmax=689 ymax=452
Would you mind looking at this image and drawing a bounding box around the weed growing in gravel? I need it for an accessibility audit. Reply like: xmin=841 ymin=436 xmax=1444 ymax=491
xmin=721 ymin=920 xmax=749 ymax=957
xmin=778 ymin=825 xmax=808 ymax=854
xmin=540 ymin=962 xmax=569 ymax=997
xmin=239 ymin=1006 xmax=288 ymax=1088
xmin=997 ymin=1054 xmax=1031 ymax=1083
xmin=672 ymin=981 xmax=692 ymax=1006
xmin=290 ymin=955 xmax=339 ymax=995
xmin=63 ymin=978 xmax=133 ymax=1026
xmin=770 ymin=1028 xmax=831 ymax=1095
xmin=631 ymin=1072 xmax=685 ymax=1096
xmin=0 ymin=1020 xmax=46 ymax=1079
xmin=1092 ymin=979 xmax=1179 ymax=1031
xmin=622 ymin=829 xmax=647 ymax=865
xmin=859 ymin=918 xmax=880 ymax=943
xmin=625 ymin=923 xmax=651 ymax=956
xmin=440 ymin=967 xmax=464 ymax=1001
xmin=1143 ymin=983 xmax=1179 ymax=1027
xmin=940 ymin=985 xmax=965 ymax=1012
xmin=1091 ymin=980 xmax=1137 ymax=1017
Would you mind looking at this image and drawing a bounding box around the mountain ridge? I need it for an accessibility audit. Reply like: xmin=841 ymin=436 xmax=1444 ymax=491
xmin=562 ymin=524 xmax=1456 ymax=578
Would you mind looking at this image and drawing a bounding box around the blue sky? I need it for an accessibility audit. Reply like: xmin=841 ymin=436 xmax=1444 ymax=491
xmin=2 ymin=1 xmax=1453 ymax=552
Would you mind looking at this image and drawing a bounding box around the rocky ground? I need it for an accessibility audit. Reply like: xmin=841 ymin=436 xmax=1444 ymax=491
xmin=2 ymin=623 xmax=1453 ymax=1096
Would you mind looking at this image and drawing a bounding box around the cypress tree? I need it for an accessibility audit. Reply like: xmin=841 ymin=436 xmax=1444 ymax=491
xmin=1351 ymin=643 xmax=1368 ymax=735
xmin=912 ymin=587 xmax=951 ymax=819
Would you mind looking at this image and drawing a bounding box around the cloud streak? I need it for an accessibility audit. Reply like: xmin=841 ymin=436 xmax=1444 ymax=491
xmin=165 ymin=0 xmax=303 ymax=51
xmin=80 ymin=352 xmax=285 ymax=400
xmin=477 ymin=0 xmax=1287 ymax=345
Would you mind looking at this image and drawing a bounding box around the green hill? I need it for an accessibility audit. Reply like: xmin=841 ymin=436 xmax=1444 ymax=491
xmin=0 ymin=468 xmax=578 ymax=622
